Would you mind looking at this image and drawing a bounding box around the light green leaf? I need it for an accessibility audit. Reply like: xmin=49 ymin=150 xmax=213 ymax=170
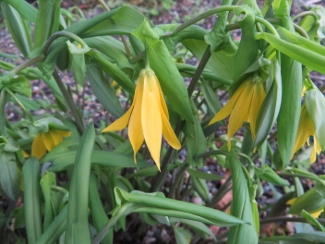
xmin=86 ymin=61 xmax=123 ymax=118
xmin=227 ymin=151 xmax=258 ymax=244
xmin=0 ymin=151 xmax=20 ymax=201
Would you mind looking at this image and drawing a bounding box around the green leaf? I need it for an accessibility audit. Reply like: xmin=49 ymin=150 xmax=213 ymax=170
xmin=256 ymin=32 xmax=325 ymax=74
xmin=232 ymin=6 xmax=258 ymax=80
xmin=115 ymin=187 xmax=247 ymax=227
xmin=300 ymin=209 xmax=325 ymax=232
xmin=84 ymin=36 xmax=135 ymax=71
xmin=89 ymin=174 xmax=112 ymax=244
xmin=254 ymin=60 xmax=282 ymax=147
xmin=1 ymin=2 xmax=32 ymax=57
xmin=187 ymin=168 xmax=223 ymax=181
xmin=262 ymin=231 xmax=325 ymax=243
xmin=191 ymin=177 xmax=210 ymax=202
xmin=23 ymin=157 xmax=42 ymax=244
xmin=65 ymin=123 xmax=95 ymax=243
xmin=87 ymin=50 xmax=135 ymax=94
xmin=3 ymin=0 xmax=38 ymax=22
xmin=255 ymin=165 xmax=289 ymax=186
xmin=204 ymin=0 xmax=231 ymax=52
xmin=132 ymin=19 xmax=194 ymax=124
xmin=87 ymin=61 xmax=123 ymax=118
xmin=47 ymin=150 xmax=150 ymax=171
xmin=38 ymin=6 xmax=145 ymax=78
xmin=0 ymin=151 xmax=20 ymax=201
xmin=184 ymin=102 xmax=207 ymax=167
xmin=33 ymin=0 xmax=62 ymax=49
xmin=7 ymin=75 xmax=32 ymax=98
xmin=170 ymin=218 xmax=216 ymax=240
xmin=40 ymin=172 xmax=57 ymax=231
xmin=305 ymin=87 xmax=325 ymax=149
xmin=173 ymin=226 xmax=192 ymax=244
xmin=227 ymin=151 xmax=258 ymax=244
xmin=289 ymin=188 xmax=325 ymax=214
xmin=183 ymin=39 xmax=235 ymax=83
xmin=35 ymin=206 xmax=68 ymax=244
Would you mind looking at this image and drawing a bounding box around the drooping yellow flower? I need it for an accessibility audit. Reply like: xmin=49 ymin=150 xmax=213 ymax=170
xmin=287 ymin=198 xmax=324 ymax=218
xmin=31 ymin=129 xmax=71 ymax=159
xmin=291 ymin=105 xmax=322 ymax=163
xmin=102 ymin=68 xmax=181 ymax=170
xmin=209 ymin=78 xmax=265 ymax=150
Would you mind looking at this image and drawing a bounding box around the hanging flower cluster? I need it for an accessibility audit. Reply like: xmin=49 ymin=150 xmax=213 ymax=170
xmin=209 ymin=77 xmax=266 ymax=150
xmin=103 ymin=68 xmax=181 ymax=170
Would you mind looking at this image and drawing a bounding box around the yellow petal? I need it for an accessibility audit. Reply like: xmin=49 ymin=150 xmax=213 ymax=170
xmin=102 ymin=105 xmax=133 ymax=132
xmin=248 ymin=82 xmax=265 ymax=139
xmin=310 ymin=208 xmax=323 ymax=218
xmin=141 ymin=73 xmax=163 ymax=170
xmin=291 ymin=106 xmax=314 ymax=158
xmin=43 ymin=131 xmax=56 ymax=151
xmin=31 ymin=133 xmax=47 ymax=159
xmin=22 ymin=150 xmax=29 ymax=158
xmin=227 ymin=81 xmax=253 ymax=149
xmin=128 ymin=75 xmax=145 ymax=162
xmin=286 ymin=198 xmax=297 ymax=205
xmin=310 ymin=136 xmax=322 ymax=164
xmin=102 ymin=83 xmax=142 ymax=133
xmin=209 ymin=81 xmax=249 ymax=125
xmin=161 ymin=106 xmax=181 ymax=150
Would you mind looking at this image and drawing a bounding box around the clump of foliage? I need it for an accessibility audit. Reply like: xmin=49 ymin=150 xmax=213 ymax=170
xmin=1 ymin=0 xmax=325 ymax=243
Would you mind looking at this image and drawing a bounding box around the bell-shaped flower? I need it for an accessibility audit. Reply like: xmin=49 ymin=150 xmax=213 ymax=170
xmin=209 ymin=77 xmax=265 ymax=150
xmin=291 ymin=105 xmax=322 ymax=164
xmin=32 ymin=129 xmax=71 ymax=159
xmin=30 ymin=118 xmax=71 ymax=159
xmin=102 ymin=68 xmax=181 ymax=170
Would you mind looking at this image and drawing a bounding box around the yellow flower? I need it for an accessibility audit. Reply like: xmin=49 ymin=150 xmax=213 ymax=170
xmin=102 ymin=68 xmax=181 ymax=170
xmin=287 ymin=198 xmax=324 ymax=218
xmin=291 ymin=105 xmax=321 ymax=163
xmin=31 ymin=129 xmax=71 ymax=159
xmin=208 ymin=78 xmax=265 ymax=150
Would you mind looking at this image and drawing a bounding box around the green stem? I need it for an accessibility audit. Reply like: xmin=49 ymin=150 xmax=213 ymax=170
xmin=43 ymin=31 xmax=88 ymax=56
xmin=91 ymin=203 xmax=132 ymax=244
xmin=291 ymin=11 xmax=319 ymax=22
xmin=98 ymin=0 xmax=111 ymax=11
xmin=4 ymin=88 xmax=34 ymax=122
xmin=12 ymin=56 xmax=44 ymax=75
xmin=168 ymin=163 xmax=189 ymax=198
xmin=260 ymin=217 xmax=325 ymax=225
xmin=149 ymin=145 xmax=176 ymax=192
xmin=277 ymin=172 xmax=320 ymax=182
xmin=194 ymin=150 xmax=228 ymax=160
xmin=0 ymin=90 xmax=7 ymax=136
xmin=255 ymin=17 xmax=279 ymax=37
xmin=207 ymin=176 xmax=232 ymax=208
xmin=165 ymin=6 xmax=240 ymax=36
xmin=187 ymin=46 xmax=212 ymax=97
xmin=238 ymin=152 xmax=255 ymax=166
xmin=52 ymin=70 xmax=84 ymax=134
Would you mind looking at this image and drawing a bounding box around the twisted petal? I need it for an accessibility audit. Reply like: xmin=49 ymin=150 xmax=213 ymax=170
xmin=31 ymin=133 xmax=47 ymax=159
xmin=141 ymin=74 xmax=163 ymax=170
xmin=43 ymin=131 xmax=56 ymax=152
xmin=227 ymin=81 xmax=253 ymax=149
xmin=50 ymin=130 xmax=71 ymax=148
xmin=209 ymin=81 xmax=249 ymax=125
xmin=291 ymin=106 xmax=314 ymax=158
xmin=102 ymin=106 xmax=133 ymax=132
xmin=310 ymin=136 xmax=322 ymax=164
xmin=161 ymin=107 xmax=181 ymax=150
xmin=129 ymin=76 xmax=145 ymax=162
xmin=248 ymin=82 xmax=265 ymax=139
